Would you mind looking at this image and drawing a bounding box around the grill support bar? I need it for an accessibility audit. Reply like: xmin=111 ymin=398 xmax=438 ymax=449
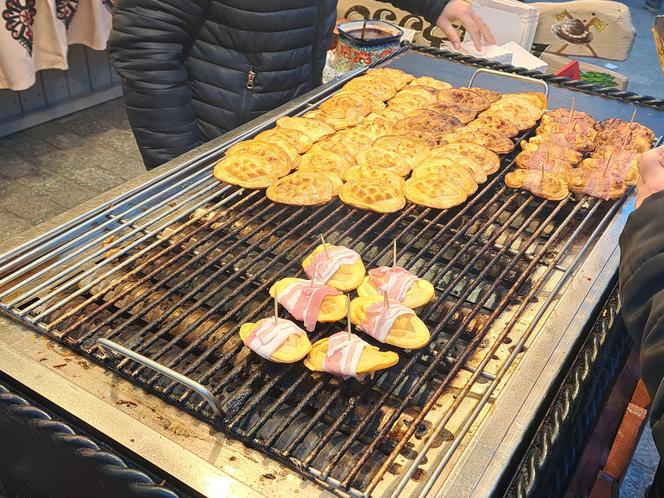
xmin=396 ymin=195 xmax=615 ymax=497
xmin=97 ymin=338 xmax=221 ymax=416
xmin=346 ymin=198 xmax=575 ymax=493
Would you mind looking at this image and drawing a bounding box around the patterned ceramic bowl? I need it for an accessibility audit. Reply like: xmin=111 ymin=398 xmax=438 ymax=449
xmin=333 ymin=20 xmax=403 ymax=72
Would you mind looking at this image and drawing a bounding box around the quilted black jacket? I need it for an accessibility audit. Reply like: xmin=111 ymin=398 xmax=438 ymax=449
xmin=109 ymin=0 xmax=447 ymax=169
xmin=620 ymin=189 xmax=664 ymax=482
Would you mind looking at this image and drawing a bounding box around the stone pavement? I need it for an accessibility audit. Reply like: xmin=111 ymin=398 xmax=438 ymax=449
xmin=0 ymin=98 xmax=144 ymax=241
xmin=622 ymin=424 xmax=658 ymax=497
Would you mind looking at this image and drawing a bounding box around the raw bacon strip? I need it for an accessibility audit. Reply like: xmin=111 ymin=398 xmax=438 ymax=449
xmin=245 ymin=318 xmax=305 ymax=359
xmin=303 ymin=245 xmax=360 ymax=283
xmin=279 ymin=280 xmax=341 ymax=332
xmin=323 ymin=332 xmax=368 ymax=380
xmin=358 ymin=301 xmax=414 ymax=343
xmin=368 ymin=266 xmax=419 ymax=302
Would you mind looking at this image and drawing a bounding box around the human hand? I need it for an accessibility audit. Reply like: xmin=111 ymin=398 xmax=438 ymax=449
xmin=636 ymin=146 xmax=664 ymax=209
xmin=436 ymin=0 xmax=496 ymax=51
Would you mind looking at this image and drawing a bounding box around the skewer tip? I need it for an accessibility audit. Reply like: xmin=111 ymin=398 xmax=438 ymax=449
xmin=566 ymin=96 xmax=576 ymax=133
xmin=347 ymin=296 xmax=352 ymax=340
xmin=320 ymin=234 xmax=330 ymax=257
xmin=310 ymin=251 xmax=318 ymax=287
xmin=274 ymin=293 xmax=279 ymax=324
xmin=628 ymin=107 xmax=637 ymax=124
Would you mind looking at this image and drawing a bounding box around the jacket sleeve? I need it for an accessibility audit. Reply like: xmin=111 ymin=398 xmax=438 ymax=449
xmin=379 ymin=0 xmax=448 ymax=24
xmin=619 ymin=189 xmax=664 ymax=451
xmin=108 ymin=0 xmax=209 ymax=169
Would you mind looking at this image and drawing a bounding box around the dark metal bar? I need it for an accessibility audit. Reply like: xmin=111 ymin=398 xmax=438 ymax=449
xmin=319 ymin=196 xmax=553 ymax=484
xmin=95 ymin=202 xmax=295 ymax=359
xmin=215 ymin=153 xmax=527 ymax=435
xmin=184 ymin=205 xmax=418 ymax=401
xmin=53 ymin=192 xmax=263 ymax=335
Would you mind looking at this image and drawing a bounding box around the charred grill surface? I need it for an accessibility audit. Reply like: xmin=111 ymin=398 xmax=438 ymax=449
xmin=0 ymin=123 xmax=650 ymax=495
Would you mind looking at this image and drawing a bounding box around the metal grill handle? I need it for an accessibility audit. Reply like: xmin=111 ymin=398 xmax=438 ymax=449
xmin=96 ymin=338 xmax=221 ymax=417
xmin=468 ymin=67 xmax=550 ymax=97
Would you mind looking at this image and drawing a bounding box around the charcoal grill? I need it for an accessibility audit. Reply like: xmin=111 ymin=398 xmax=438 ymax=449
xmin=0 ymin=49 xmax=663 ymax=498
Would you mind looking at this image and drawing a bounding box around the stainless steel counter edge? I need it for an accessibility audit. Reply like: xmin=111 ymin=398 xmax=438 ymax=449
xmin=0 ymin=342 xmax=266 ymax=498
xmin=433 ymin=195 xmax=633 ymax=498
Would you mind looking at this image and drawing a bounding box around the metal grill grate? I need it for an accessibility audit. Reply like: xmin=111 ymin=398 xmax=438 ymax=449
xmin=0 ymin=78 xmax=655 ymax=496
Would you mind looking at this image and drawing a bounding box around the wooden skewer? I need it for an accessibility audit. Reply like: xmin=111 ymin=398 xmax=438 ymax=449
xmin=627 ymin=107 xmax=638 ymax=127
xmin=274 ymin=293 xmax=279 ymax=325
xmin=565 ymin=96 xmax=576 ymax=134
xmin=310 ymin=253 xmax=318 ymax=287
xmin=540 ymin=148 xmax=549 ymax=193
xmin=320 ymin=234 xmax=330 ymax=258
xmin=603 ymin=150 xmax=615 ymax=176
xmin=347 ymin=296 xmax=352 ymax=341
xmin=625 ymin=107 xmax=638 ymax=146
xmin=392 ymin=239 xmax=397 ymax=268
xmin=383 ymin=290 xmax=390 ymax=311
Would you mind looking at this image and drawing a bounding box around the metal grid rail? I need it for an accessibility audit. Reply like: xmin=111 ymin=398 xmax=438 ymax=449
xmin=0 ymin=58 xmax=652 ymax=495
xmin=0 ymin=136 xmax=623 ymax=496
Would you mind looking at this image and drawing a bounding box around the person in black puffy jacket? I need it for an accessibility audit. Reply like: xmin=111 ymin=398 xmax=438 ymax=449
xmin=108 ymin=0 xmax=494 ymax=169
xmin=620 ymin=145 xmax=664 ymax=497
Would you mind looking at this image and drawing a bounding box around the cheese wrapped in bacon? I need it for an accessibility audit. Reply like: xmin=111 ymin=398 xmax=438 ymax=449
xmin=269 ymin=278 xmax=345 ymax=332
xmin=588 ymin=149 xmax=639 ymax=186
xmin=515 ymin=155 xmax=575 ymax=183
xmin=323 ymin=332 xmax=368 ymax=380
xmin=368 ymin=266 xmax=419 ymax=302
xmin=530 ymin=132 xmax=595 ymax=153
xmin=504 ymin=169 xmax=569 ymax=201
xmin=301 ymin=243 xmax=364 ymax=291
xmin=357 ymin=301 xmax=414 ymax=342
xmin=304 ymin=331 xmax=400 ymax=380
xmin=539 ymin=110 xmax=597 ymax=139
xmin=517 ymin=142 xmax=583 ymax=168
xmin=595 ymin=118 xmax=654 ymax=153
xmin=350 ymin=296 xmax=430 ymax=349
xmin=357 ymin=266 xmax=435 ymax=309
xmin=240 ymin=317 xmax=310 ymax=363
xmin=568 ymin=170 xmax=627 ymax=200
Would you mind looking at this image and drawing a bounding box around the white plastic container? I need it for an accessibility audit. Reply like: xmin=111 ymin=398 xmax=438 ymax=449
xmin=468 ymin=0 xmax=540 ymax=49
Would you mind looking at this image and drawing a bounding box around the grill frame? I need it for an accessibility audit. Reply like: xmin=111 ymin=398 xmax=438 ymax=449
xmin=0 ymin=51 xmax=660 ymax=498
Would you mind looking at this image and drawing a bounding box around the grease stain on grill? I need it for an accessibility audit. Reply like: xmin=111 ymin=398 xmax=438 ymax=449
xmin=412 ymin=467 xmax=428 ymax=482
xmin=430 ymin=429 xmax=455 ymax=448
xmin=399 ymin=442 xmax=418 ymax=460
xmin=116 ymin=399 xmax=138 ymax=408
